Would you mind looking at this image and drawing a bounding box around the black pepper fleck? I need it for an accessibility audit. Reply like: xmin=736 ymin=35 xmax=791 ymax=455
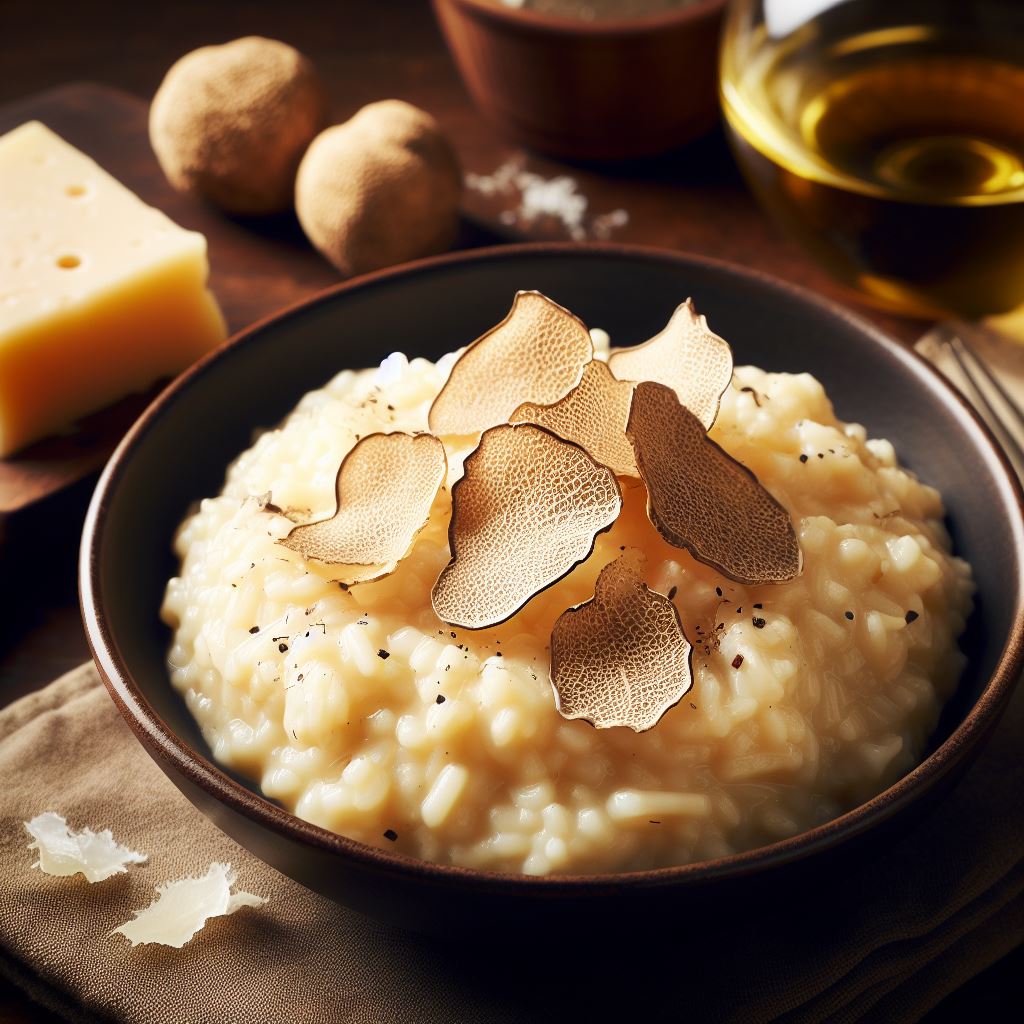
xmin=799 ymin=454 xmax=809 ymax=464
xmin=716 ymin=587 xmax=723 ymax=597
xmin=845 ymin=611 xmax=854 ymax=621
xmin=753 ymin=603 xmax=763 ymax=609
xmin=436 ymin=695 xmax=446 ymax=704
xmin=732 ymin=654 xmax=744 ymax=669
xmin=278 ymin=642 xmax=289 ymax=653
xmin=248 ymin=626 xmax=259 ymax=634
xmin=752 ymin=617 xmax=766 ymax=629
xmin=383 ymin=829 xmax=398 ymax=842
xmin=667 ymin=586 xmax=678 ymax=600
xmin=905 ymin=610 xmax=919 ymax=624
xmin=377 ymin=649 xmax=390 ymax=660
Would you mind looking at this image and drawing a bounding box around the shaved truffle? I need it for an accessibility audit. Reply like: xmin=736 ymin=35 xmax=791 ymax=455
xmin=428 ymin=291 xmax=593 ymax=437
xmin=282 ymin=432 xmax=446 ymax=583
xmin=432 ymin=423 xmax=622 ymax=628
xmin=609 ymin=299 xmax=733 ymax=429
xmin=511 ymin=359 xmax=638 ymax=477
xmin=626 ymin=382 xmax=801 ymax=585
xmin=550 ymin=550 xmax=694 ymax=732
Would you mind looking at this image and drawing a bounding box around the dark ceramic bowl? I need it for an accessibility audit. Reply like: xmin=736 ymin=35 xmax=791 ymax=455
xmin=432 ymin=0 xmax=727 ymax=160
xmin=81 ymin=244 xmax=1024 ymax=938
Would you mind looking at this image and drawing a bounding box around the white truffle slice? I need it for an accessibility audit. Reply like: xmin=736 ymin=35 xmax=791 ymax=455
xmin=432 ymin=423 xmax=622 ymax=629
xmin=281 ymin=431 xmax=447 ymax=581
xmin=25 ymin=812 xmax=147 ymax=883
xmin=429 ymin=291 xmax=594 ymax=438
xmin=609 ymin=298 xmax=733 ymax=430
xmin=112 ymin=862 xmax=266 ymax=949
xmin=626 ymin=381 xmax=802 ymax=585
xmin=511 ymin=359 xmax=639 ymax=477
xmin=550 ymin=550 xmax=694 ymax=732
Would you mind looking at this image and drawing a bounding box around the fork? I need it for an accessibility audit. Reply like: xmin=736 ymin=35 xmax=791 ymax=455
xmin=916 ymin=322 xmax=1024 ymax=482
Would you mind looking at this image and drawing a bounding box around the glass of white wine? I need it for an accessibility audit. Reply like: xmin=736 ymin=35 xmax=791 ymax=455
xmin=720 ymin=0 xmax=1024 ymax=320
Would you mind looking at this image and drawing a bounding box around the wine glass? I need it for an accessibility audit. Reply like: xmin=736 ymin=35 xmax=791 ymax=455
xmin=720 ymin=0 xmax=1024 ymax=321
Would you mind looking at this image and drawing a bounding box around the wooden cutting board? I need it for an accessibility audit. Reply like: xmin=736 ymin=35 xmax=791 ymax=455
xmin=0 ymin=83 xmax=342 ymax=514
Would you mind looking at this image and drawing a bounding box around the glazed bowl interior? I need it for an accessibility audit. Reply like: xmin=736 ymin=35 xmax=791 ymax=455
xmin=82 ymin=244 xmax=1023 ymax=935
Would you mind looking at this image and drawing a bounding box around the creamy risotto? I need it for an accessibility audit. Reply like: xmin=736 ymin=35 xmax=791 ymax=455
xmin=162 ymin=341 xmax=973 ymax=875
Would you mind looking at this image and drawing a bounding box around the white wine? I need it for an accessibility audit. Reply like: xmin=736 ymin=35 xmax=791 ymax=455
xmin=722 ymin=3 xmax=1024 ymax=318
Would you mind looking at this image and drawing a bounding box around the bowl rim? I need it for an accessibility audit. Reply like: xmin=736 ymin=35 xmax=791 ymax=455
xmin=435 ymin=0 xmax=728 ymax=38
xmin=81 ymin=241 xmax=1024 ymax=895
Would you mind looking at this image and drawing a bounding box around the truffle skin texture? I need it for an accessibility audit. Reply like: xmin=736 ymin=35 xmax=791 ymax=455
xmin=295 ymin=100 xmax=462 ymax=277
xmin=149 ymin=36 xmax=328 ymax=215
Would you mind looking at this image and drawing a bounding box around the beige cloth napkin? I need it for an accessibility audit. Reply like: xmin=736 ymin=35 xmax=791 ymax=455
xmin=1 ymin=663 xmax=1021 ymax=1024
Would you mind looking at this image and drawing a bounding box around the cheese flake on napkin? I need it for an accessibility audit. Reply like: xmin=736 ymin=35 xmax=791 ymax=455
xmin=112 ymin=862 xmax=266 ymax=948
xmin=25 ymin=811 xmax=148 ymax=882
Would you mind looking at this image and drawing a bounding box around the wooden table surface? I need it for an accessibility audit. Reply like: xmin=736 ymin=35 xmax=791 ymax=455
xmin=0 ymin=1 xmax=1018 ymax=1020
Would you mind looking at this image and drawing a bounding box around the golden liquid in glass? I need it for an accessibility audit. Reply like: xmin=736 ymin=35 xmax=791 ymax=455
xmin=722 ymin=17 xmax=1024 ymax=318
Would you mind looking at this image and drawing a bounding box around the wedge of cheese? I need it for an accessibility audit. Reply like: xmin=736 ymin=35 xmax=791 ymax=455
xmin=0 ymin=121 xmax=227 ymax=457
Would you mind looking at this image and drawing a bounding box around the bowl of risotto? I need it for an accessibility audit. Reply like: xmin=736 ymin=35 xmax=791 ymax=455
xmin=81 ymin=244 xmax=1024 ymax=936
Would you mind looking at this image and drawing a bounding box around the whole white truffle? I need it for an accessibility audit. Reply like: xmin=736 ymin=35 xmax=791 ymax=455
xmin=295 ymin=100 xmax=462 ymax=277
xmin=149 ymin=36 xmax=327 ymax=215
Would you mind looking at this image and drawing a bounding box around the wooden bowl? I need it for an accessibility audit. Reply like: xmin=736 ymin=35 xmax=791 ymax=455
xmin=432 ymin=0 xmax=728 ymax=160
xmin=81 ymin=244 xmax=1024 ymax=938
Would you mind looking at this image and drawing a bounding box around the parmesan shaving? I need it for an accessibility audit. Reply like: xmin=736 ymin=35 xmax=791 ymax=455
xmin=112 ymin=862 xmax=266 ymax=948
xmin=25 ymin=812 xmax=147 ymax=883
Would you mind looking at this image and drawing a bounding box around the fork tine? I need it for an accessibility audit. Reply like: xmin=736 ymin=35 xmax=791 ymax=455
xmin=944 ymin=333 xmax=1024 ymax=480
xmin=951 ymin=332 xmax=1024 ymax=430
